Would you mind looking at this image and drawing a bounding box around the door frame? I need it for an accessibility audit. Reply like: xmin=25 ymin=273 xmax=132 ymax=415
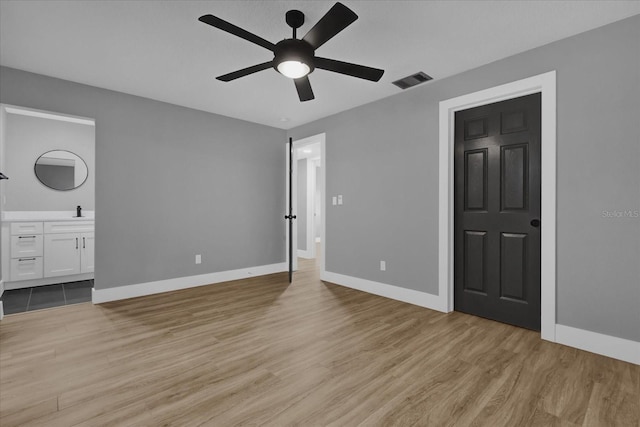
xmin=438 ymin=71 xmax=557 ymax=341
xmin=0 ymin=104 xmax=96 ymax=319
xmin=285 ymin=133 xmax=326 ymax=276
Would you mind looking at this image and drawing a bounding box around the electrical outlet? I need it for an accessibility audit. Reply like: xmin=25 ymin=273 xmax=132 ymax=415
xmin=195 ymin=254 xmax=201 ymax=264
xmin=332 ymin=196 xmax=337 ymax=205
xmin=380 ymin=260 xmax=386 ymax=271
xmin=337 ymin=195 xmax=343 ymax=205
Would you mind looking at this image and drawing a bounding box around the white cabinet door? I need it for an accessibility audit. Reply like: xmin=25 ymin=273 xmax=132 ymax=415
xmin=44 ymin=233 xmax=81 ymax=277
xmin=80 ymin=232 xmax=95 ymax=273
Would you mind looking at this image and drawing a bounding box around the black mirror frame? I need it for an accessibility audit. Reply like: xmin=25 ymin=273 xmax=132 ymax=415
xmin=34 ymin=149 xmax=88 ymax=191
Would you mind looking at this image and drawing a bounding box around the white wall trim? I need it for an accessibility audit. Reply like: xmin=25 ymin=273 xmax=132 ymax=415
xmin=323 ymin=271 xmax=446 ymax=312
xmin=92 ymin=262 xmax=287 ymax=304
xmin=438 ymin=71 xmax=557 ymax=340
xmin=2 ymin=104 xmax=95 ymax=126
xmin=555 ymin=325 xmax=640 ymax=365
xmin=4 ymin=273 xmax=94 ymax=290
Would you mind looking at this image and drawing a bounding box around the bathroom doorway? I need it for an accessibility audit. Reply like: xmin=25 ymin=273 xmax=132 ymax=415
xmin=286 ymin=133 xmax=325 ymax=280
xmin=0 ymin=105 xmax=96 ymax=318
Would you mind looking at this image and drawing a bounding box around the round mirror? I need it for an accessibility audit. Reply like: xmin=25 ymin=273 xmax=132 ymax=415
xmin=34 ymin=150 xmax=88 ymax=191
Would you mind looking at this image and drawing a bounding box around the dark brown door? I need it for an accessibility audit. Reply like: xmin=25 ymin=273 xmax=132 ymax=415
xmin=454 ymin=93 xmax=541 ymax=330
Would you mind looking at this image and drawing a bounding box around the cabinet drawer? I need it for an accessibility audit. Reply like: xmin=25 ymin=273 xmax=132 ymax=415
xmin=10 ymin=257 xmax=44 ymax=282
xmin=11 ymin=235 xmax=44 ymax=258
xmin=44 ymin=221 xmax=94 ymax=234
xmin=11 ymin=222 xmax=44 ymax=235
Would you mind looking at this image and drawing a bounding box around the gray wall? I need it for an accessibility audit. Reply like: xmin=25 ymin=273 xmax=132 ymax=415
xmin=4 ymin=113 xmax=95 ymax=211
xmin=297 ymin=158 xmax=307 ymax=251
xmin=288 ymin=15 xmax=640 ymax=342
xmin=0 ymin=66 xmax=286 ymax=290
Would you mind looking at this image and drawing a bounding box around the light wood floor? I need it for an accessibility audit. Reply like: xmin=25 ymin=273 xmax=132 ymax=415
xmin=1 ymin=255 xmax=638 ymax=426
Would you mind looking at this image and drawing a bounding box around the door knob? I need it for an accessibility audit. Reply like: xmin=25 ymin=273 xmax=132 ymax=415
xmin=530 ymin=219 xmax=540 ymax=228
xmin=284 ymin=215 xmax=297 ymax=220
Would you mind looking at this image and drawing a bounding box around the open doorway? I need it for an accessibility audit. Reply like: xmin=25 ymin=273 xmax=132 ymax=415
xmin=296 ymin=142 xmax=321 ymax=260
xmin=0 ymin=105 xmax=96 ymax=319
xmin=285 ymin=133 xmax=325 ymax=280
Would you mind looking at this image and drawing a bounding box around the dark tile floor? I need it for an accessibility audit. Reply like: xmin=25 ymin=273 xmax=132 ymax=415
xmin=1 ymin=280 xmax=93 ymax=315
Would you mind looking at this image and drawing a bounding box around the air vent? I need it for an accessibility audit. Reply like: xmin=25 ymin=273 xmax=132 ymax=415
xmin=392 ymin=72 xmax=433 ymax=90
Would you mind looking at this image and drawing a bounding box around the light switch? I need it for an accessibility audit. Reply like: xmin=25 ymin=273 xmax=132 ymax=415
xmin=337 ymin=195 xmax=343 ymax=205
xmin=332 ymin=196 xmax=337 ymax=205
xmin=380 ymin=260 xmax=386 ymax=271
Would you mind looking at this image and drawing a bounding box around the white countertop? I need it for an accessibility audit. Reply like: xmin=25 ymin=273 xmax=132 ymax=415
xmin=1 ymin=211 xmax=95 ymax=222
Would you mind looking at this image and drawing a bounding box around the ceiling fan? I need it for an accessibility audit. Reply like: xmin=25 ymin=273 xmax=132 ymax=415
xmin=198 ymin=2 xmax=385 ymax=102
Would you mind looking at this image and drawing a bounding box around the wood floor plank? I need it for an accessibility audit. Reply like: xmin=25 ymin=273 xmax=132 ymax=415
xmin=1 ymin=255 xmax=638 ymax=426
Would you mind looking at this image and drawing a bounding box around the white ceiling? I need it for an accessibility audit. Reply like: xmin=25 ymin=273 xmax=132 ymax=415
xmin=1 ymin=1 xmax=638 ymax=130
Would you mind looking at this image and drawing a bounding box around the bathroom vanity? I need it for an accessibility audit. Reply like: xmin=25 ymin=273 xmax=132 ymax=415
xmin=2 ymin=212 xmax=94 ymax=290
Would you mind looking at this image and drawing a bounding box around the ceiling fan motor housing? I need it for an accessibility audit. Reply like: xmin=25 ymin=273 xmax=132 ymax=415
xmin=285 ymin=10 xmax=305 ymax=29
xmin=273 ymin=39 xmax=315 ymax=74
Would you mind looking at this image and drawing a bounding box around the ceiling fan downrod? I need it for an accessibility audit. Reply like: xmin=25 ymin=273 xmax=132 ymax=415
xmin=285 ymin=10 xmax=305 ymax=39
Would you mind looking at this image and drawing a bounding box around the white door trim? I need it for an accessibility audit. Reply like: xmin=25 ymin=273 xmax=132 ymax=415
xmin=285 ymin=133 xmax=326 ymax=276
xmin=438 ymin=71 xmax=557 ymax=341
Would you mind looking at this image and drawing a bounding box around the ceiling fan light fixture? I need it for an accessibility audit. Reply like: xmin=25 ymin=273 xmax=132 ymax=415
xmin=273 ymin=38 xmax=315 ymax=80
xmin=277 ymin=60 xmax=311 ymax=79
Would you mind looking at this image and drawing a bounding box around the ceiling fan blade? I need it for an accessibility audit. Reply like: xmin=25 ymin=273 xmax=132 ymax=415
xmin=294 ymin=76 xmax=315 ymax=102
xmin=302 ymin=2 xmax=358 ymax=50
xmin=315 ymin=57 xmax=384 ymax=82
xmin=216 ymin=61 xmax=273 ymax=82
xmin=199 ymin=14 xmax=275 ymax=52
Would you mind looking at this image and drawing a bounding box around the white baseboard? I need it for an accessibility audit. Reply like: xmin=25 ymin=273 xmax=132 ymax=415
xmin=4 ymin=273 xmax=94 ymax=290
xmin=90 ymin=264 xmax=638 ymax=365
xmin=92 ymin=262 xmax=287 ymax=304
xmin=321 ymin=272 xmax=638 ymax=365
xmin=322 ymin=271 xmax=447 ymax=313
xmin=555 ymin=324 xmax=639 ymax=365
xmin=0 ymin=279 xmax=4 ymax=297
